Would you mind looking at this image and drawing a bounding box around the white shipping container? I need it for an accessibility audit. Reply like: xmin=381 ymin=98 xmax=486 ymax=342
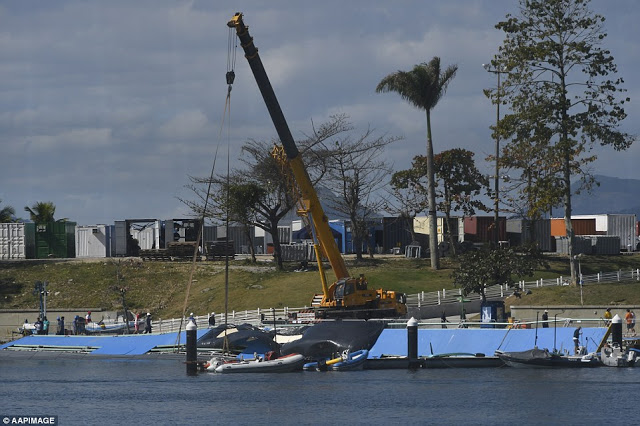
xmin=131 ymin=226 xmax=158 ymax=250
xmin=413 ymin=216 xmax=463 ymax=243
xmin=0 ymin=223 xmax=26 ymax=259
xmin=75 ymin=225 xmax=113 ymax=258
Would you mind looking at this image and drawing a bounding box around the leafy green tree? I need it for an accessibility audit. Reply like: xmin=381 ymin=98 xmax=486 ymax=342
xmin=0 ymin=200 xmax=16 ymax=223
xmin=452 ymin=245 xmax=548 ymax=302
xmin=392 ymin=150 xmax=489 ymax=256
xmin=376 ymin=57 xmax=458 ymax=270
xmin=24 ymin=201 xmax=56 ymax=223
xmin=491 ymin=0 xmax=635 ymax=284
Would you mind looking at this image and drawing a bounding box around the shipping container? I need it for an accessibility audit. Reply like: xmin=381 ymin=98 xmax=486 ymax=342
xmin=203 ymin=225 xmax=217 ymax=245
xmin=463 ymin=216 xmax=506 ymax=243
xmin=329 ymin=220 xmax=346 ymax=253
xmin=114 ymin=220 xmax=127 ymax=256
xmin=550 ymin=218 xmax=596 ymax=236
xmin=113 ymin=219 xmax=160 ymax=256
xmin=75 ymin=225 xmax=113 ymax=258
xmin=382 ymin=216 xmax=413 ymax=253
xmin=34 ymin=221 xmax=76 ymax=259
xmin=414 ymin=216 xmax=464 ymax=243
xmin=571 ymin=214 xmax=636 ymax=251
xmin=506 ymin=219 xmax=552 ymax=251
xmin=590 ymin=235 xmax=620 ymax=255
xmin=215 ymin=224 xmax=252 ymax=254
xmin=0 ymin=223 xmax=26 ymax=259
xmin=554 ymin=236 xmax=593 ymax=255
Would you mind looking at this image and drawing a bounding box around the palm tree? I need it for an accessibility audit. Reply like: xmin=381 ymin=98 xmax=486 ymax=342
xmin=0 ymin=199 xmax=16 ymax=223
xmin=24 ymin=201 xmax=56 ymax=223
xmin=376 ymin=57 xmax=458 ymax=270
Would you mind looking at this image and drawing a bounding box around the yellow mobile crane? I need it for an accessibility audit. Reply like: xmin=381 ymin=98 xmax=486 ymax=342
xmin=228 ymin=13 xmax=407 ymax=319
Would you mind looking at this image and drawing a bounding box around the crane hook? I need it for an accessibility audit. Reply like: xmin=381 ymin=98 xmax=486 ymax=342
xmin=226 ymin=70 xmax=235 ymax=86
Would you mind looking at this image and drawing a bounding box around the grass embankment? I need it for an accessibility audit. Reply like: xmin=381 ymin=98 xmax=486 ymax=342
xmin=1 ymin=254 xmax=639 ymax=318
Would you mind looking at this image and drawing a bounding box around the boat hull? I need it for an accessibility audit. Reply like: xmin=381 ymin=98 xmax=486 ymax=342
xmin=330 ymin=349 xmax=368 ymax=371
xmin=496 ymin=348 xmax=601 ymax=368
xmin=214 ymin=353 xmax=305 ymax=373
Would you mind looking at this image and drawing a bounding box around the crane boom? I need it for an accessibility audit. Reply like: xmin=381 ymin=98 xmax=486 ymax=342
xmin=228 ymin=13 xmax=406 ymax=318
xmin=227 ymin=13 xmax=349 ymax=284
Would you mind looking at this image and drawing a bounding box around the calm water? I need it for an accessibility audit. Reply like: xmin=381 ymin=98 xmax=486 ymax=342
xmin=1 ymin=353 xmax=640 ymax=425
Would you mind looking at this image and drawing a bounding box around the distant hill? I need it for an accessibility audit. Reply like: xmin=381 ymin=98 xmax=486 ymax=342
xmin=571 ymin=175 xmax=640 ymax=218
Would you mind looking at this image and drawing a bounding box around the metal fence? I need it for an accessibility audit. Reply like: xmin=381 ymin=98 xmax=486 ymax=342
xmin=407 ymin=268 xmax=640 ymax=308
xmin=151 ymin=268 xmax=640 ymax=330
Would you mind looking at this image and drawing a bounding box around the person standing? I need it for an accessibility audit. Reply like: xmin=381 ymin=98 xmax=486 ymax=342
xmin=57 ymin=316 xmax=65 ymax=335
xmin=440 ymin=311 xmax=449 ymax=329
xmin=134 ymin=312 xmax=140 ymax=334
xmin=34 ymin=317 xmax=43 ymax=335
xmin=625 ymin=309 xmax=633 ymax=336
xmin=604 ymin=308 xmax=612 ymax=325
xmin=573 ymin=326 xmax=582 ymax=355
xmin=144 ymin=313 xmax=152 ymax=334
xmin=208 ymin=313 xmax=216 ymax=328
xmin=85 ymin=311 xmax=92 ymax=324
xmin=42 ymin=316 xmax=50 ymax=335
xmin=542 ymin=310 xmax=549 ymax=328
xmin=631 ymin=310 xmax=637 ymax=336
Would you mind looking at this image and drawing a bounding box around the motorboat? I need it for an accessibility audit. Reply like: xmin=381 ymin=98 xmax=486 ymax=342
xmin=600 ymin=344 xmax=638 ymax=367
xmin=496 ymin=348 xmax=601 ymax=368
xmin=303 ymin=354 xmax=342 ymax=371
xmin=330 ymin=349 xmax=369 ymax=371
xmin=214 ymin=353 xmax=305 ymax=373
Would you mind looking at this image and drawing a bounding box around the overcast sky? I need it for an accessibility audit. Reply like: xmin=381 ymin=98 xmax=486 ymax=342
xmin=1 ymin=0 xmax=638 ymax=225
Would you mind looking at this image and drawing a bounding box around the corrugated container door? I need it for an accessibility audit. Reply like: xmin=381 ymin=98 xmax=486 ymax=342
xmin=114 ymin=221 xmax=127 ymax=256
xmin=607 ymin=214 xmax=636 ymax=251
xmin=0 ymin=223 xmax=26 ymax=259
xmin=76 ymin=225 xmax=110 ymax=258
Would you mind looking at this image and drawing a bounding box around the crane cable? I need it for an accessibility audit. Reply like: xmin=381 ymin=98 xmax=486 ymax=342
xmin=174 ymin=27 xmax=237 ymax=351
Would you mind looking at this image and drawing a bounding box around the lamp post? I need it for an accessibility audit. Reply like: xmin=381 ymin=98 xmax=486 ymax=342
xmin=483 ymin=63 xmax=508 ymax=246
xmin=574 ymin=254 xmax=583 ymax=306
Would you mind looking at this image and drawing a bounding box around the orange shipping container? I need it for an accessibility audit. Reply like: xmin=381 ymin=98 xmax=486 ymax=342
xmin=550 ymin=218 xmax=596 ymax=237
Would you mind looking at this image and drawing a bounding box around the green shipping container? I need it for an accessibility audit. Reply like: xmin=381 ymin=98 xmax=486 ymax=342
xmin=34 ymin=221 xmax=76 ymax=259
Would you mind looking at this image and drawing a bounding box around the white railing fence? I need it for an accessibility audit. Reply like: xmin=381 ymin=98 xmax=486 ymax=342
xmin=152 ymin=268 xmax=640 ymax=330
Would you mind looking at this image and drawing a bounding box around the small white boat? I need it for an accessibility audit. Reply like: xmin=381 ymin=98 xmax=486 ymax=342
xmin=214 ymin=353 xmax=305 ymax=373
xmin=600 ymin=344 xmax=638 ymax=367
xmin=330 ymin=349 xmax=368 ymax=371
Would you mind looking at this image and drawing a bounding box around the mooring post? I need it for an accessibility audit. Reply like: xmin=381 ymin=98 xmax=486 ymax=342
xmin=407 ymin=317 xmax=419 ymax=369
xmin=186 ymin=318 xmax=198 ymax=376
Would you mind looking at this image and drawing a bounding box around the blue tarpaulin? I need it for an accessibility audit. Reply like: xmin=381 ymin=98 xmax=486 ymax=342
xmin=368 ymin=327 xmax=608 ymax=357
xmin=0 ymin=330 xmax=209 ymax=355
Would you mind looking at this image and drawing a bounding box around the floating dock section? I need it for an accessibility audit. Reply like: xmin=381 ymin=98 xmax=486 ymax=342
xmin=369 ymin=327 xmax=608 ymax=357
xmin=0 ymin=330 xmax=209 ymax=355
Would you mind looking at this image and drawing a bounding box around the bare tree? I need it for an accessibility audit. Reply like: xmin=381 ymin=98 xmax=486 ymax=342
xmin=323 ymin=128 xmax=401 ymax=260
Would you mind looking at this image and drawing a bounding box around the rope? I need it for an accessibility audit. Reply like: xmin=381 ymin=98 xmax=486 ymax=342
xmin=173 ymin=29 xmax=237 ymax=351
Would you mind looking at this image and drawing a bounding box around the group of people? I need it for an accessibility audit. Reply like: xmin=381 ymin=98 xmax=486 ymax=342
xmin=603 ymin=307 xmax=636 ymax=336
xmin=27 ymin=316 xmax=50 ymax=335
